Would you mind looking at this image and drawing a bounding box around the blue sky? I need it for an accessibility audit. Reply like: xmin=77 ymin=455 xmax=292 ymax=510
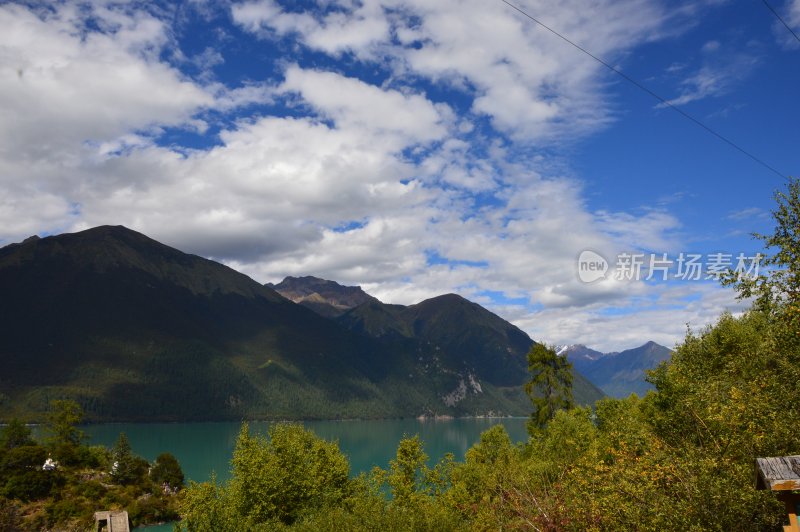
xmin=0 ymin=0 xmax=797 ymax=350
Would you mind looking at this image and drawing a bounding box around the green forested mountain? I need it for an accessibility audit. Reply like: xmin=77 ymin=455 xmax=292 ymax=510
xmin=0 ymin=226 xmax=603 ymax=421
xmin=0 ymin=226 xmax=391 ymax=421
xmin=275 ymin=276 xmax=603 ymax=407
xmin=337 ymin=293 xmax=604 ymax=406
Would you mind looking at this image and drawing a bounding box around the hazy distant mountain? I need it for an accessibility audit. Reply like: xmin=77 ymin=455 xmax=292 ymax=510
xmin=563 ymin=341 xmax=673 ymax=398
xmin=557 ymin=344 xmax=604 ymax=363
xmin=0 ymin=226 xmax=603 ymax=422
xmin=271 ymin=275 xmax=379 ymax=318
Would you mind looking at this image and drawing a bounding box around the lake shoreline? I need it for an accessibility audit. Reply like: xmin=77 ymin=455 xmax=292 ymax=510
xmin=5 ymin=414 xmax=528 ymax=427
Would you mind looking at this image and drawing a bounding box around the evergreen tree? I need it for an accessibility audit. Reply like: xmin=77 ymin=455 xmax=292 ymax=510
xmin=44 ymin=400 xmax=85 ymax=465
xmin=111 ymin=432 xmax=142 ymax=485
xmin=524 ymin=343 xmax=574 ymax=433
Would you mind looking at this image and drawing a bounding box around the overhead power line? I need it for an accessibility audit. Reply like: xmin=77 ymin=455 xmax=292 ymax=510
xmin=761 ymin=0 xmax=800 ymax=44
xmin=499 ymin=0 xmax=787 ymax=180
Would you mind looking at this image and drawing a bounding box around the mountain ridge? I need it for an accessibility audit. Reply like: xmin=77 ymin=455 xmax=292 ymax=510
xmin=563 ymin=341 xmax=673 ymax=398
xmin=0 ymin=226 xmax=604 ymax=421
xmin=310 ymin=285 xmax=604 ymax=406
xmin=271 ymin=275 xmax=378 ymax=318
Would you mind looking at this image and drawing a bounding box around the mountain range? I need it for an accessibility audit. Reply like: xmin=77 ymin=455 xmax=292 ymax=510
xmin=0 ymin=226 xmax=604 ymax=422
xmin=273 ymin=276 xmax=672 ymax=399
xmin=560 ymin=341 xmax=673 ymax=398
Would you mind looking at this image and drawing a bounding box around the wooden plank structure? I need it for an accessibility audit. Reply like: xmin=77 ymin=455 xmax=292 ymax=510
xmin=93 ymin=510 xmax=130 ymax=532
xmin=756 ymin=456 xmax=800 ymax=532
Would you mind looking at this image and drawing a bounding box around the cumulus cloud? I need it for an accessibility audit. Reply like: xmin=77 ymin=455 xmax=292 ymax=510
xmin=73 ymin=112 xmax=432 ymax=259
xmin=0 ymin=2 xmax=279 ymax=243
xmin=279 ymin=66 xmax=449 ymax=143
xmin=0 ymin=3 xmax=211 ymax=160
xmin=232 ymin=0 xmax=671 ymax=141
xmin=232 ymin=0 xmax=390 ymax=59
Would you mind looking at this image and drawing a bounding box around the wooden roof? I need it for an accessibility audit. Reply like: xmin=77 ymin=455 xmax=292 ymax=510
xmin=756 ymin=456 xmax=800 ymax=491
xmin=93 ymin=510 xmax=130 ymax=532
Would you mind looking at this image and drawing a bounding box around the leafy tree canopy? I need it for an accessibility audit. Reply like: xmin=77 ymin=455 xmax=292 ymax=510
xmin=0 ymin=419 xmax=34 ymax=450
xmin=150 ymin=452 xmax=184 ymax=492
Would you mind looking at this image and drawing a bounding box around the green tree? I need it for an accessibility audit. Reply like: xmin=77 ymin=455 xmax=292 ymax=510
xmin=150 ymin=452 xmax=184 ymax=492
xmin=44 ymin=400 xmax=85 ymax=465
xmin=0 ymin=418 xmax=35 ymax=449
xmin=231 ymin=423 xmax=352 ymax=525
xmin=383 ymin=435 xmax=453 ymax=506
xmin=446 ymin=425 xmax=521 ymax=527
xmin=367 ymin=435 xmax=459 ymax=530
xmin=178 ymin=422 xmax=354 ymax=528
xmin=111 ymin=432 xmax=147 ymax=486
xmin=724 ymin=177 xmax=800 ymax=326
xmin=633 ymin=177 xmax=800 ymax=527
xmin=0 ymin=444 xmax=55 ymax=501
xmin=176 ymin=474 xmax=235 ymax=531
xmin=524 ymin=343 xmax=574 ymax=433
xmin=386 ymin=435 xmax=428 ymax=506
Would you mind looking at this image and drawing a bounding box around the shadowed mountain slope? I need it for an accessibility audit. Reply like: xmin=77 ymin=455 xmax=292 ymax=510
xmin=0 ymin=226 xmax=604 ymax=421
xmin=0 ymin=226 xmax=391 ymax=421
xmin=338 ymin=294 xmax=605 ymax=406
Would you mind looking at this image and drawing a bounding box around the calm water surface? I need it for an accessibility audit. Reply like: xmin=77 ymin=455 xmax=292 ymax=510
xmin=84 ymin=418 xmax=529 ymax=482
xmin=80 ymin=418 xmax=528 ymax=531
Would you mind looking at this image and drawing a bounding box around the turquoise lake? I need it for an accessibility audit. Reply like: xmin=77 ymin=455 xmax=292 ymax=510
xmin=77 ymin=418 xmax=528 ymax=530
xmin=83 ymin=418 xmax=529 ymax=483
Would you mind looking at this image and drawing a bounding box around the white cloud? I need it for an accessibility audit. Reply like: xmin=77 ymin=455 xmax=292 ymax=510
xmin=232 ymin=0 xmax=671 ymax=141
xmin=69 ymin=108 xmax=437 ymax=264
xmin=0 ymin=0 xmax=749 ymax=353
xmin=0 ymin=3 xmax=212 ymax=159
xmin=510 ymin=282 xmax=747 ymax=352
xmin=0 ymin=2 xmax=217 ymax=243
xmin=594 ymin=210 xmax=681 ymax=252
xmin=0 ymin=2 xmax=291 ymax=245
xmin=0 ymin=189 xmax=75 ymax=239
xmin=280 ymin=66 xmax=449 ymax=143
xmin=232 ymin=0 xmax=390 ymax=59
xmin=727 ymin=207 xmax=769 ymax=221
xmin=659 ymin=47 xmax=760 ymax=107
xmin=210 ymin=82 xmax=274 ymax=111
